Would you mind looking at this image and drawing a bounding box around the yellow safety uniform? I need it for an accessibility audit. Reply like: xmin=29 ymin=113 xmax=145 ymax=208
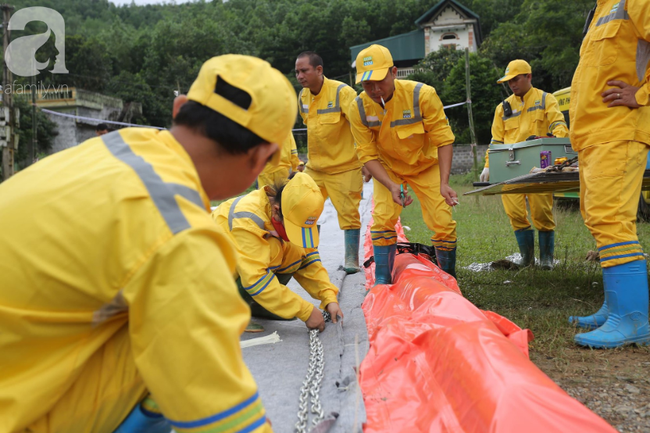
xmin=258 ymin=133 xmax=298 ymax=188
xmin=300 ymin=77 xmax=362 ymax=230
xmin=349 ymin=79 xmax=457 ymax=249
xmin=0 ymin=129 xmax=270 ymax=433
xmin=570 ymin=0 xmax=650 ymax=267
xmin=290 ymin=137 xmax=300 ymax=172
xmin=212 ymin=189 xmax=339 ymax=321
xmin=486 ymin=88 xmax=569 ymax=231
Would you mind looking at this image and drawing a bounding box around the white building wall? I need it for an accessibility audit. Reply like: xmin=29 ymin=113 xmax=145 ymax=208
xmin=424 ymin=5 xmax=478 ymax=53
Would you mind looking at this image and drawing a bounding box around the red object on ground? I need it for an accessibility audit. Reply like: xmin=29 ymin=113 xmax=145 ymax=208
xmin=360 ymin=219 xmax=616 ymax=433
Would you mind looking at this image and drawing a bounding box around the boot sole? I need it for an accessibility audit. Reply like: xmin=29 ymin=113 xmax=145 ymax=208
xmin=575 ymin=332 xmax=650 ymax=349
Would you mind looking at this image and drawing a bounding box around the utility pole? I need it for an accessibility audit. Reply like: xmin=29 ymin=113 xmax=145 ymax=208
xmin=464 ymin=48 xmax=478 ymax=179
xmin=31 ymin=73 xmax=36 ymax=165
xmin=1 ymin=4 xmax=14 ymax=181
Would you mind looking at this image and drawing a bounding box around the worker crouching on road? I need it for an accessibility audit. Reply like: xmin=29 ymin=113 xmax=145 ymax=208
xmin=213 ymin=172 xmax=344 ymax=333
xmin=349 ymin=44 xmax=458 ymax=283
xmin=568 ymin=0 xmax=650 ymax=349
xmin=0 ymin=55 xmax=295 ymax=433
xmin=481 ymin=59 xmax=568 ymax=269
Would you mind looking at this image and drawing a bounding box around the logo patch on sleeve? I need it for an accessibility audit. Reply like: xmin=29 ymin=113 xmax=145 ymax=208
xmin=402 ymin=110 xmax=412 ymax=119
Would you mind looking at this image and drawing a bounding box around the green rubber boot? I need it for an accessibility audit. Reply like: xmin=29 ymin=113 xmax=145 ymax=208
xmin=539 ymin=230 xmax=555 ymax=270
xmin=434 ymin=247 xmax=457 ymax=278
xmin=343 ymin=229 xmax=360 ymax=274
xmin=373 ymin=244 xmax=396 ymax=285
xmin=514 ymin=228 xmax=535 ymax=267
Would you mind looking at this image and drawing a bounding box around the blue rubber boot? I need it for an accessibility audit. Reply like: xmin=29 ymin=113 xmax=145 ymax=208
xmin=538 ymin=230 xmax=555 ymax=270
xmin=343 ymin=229 xmax=360 ymax=274
xmin=574 ymin=260 xmax=650 ymax=349
xmin=569 ymin=299 xmax=609 ymax=330
xmin=114 ymin=397 xmax=171 ymax=433
xmin=514 ymin=228 xmax=535 ymax=267
xmin=434 ymin=247 xmax=457 ymax=278
xmin=373 ymin=244 xmax=396 ymax=285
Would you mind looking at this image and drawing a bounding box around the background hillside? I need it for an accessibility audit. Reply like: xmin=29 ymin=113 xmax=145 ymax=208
xmin=7 ymin=0 xmax=594 ymax=142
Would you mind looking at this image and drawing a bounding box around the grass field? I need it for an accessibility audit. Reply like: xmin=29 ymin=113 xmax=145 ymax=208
xmin=399 ymin=173 xmax=650 ymax=429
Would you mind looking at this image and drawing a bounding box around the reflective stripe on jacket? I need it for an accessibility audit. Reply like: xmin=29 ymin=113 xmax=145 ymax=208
xmin=212 ymin=189 xmax=339 ymax=321
xmin=349 ymin=79 xmax=455 ymax=176
xmin=0 ymin=128 xmax=267 ymax=433
xmin=299 ymin=77 xmax=361 ymax=174
xmin=569 ymin=0 xmax=650 ymax=150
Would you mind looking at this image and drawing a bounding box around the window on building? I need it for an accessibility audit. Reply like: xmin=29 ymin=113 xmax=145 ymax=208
xmin=441 ymin=32 xmax=459 ymax=40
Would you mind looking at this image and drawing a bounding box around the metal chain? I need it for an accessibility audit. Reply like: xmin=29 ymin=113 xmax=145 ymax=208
xmin=295 ymin=312 xmax=328 ymax=433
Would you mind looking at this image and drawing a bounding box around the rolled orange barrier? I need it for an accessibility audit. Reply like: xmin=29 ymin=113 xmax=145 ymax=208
xmin=360 ymin=222 xmax=615 ymax=432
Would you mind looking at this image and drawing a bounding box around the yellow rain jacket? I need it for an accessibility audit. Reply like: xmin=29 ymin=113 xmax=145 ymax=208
xmin=569 ymin=0 xmax=650 ymax=151
xmin=485 ymin=87 xmax=568 ymax=167
xmin=349 ymin=79 xmax=455 ymax=176
xmin=258 ymin=133 xmax=298 ymax=187
xmin=0 ymin=129 xmax=269 ymax=433
xmin=299 ymin=77 xmax=361 ymax=174
xmin=290 ymin=136 xmax=301 ymax=172
xmin=212 ymin=189 xmax=339 ymax=322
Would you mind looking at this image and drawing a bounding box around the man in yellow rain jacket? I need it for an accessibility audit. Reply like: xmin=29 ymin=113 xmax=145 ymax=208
xmin=348 ymin=44 xmax=458 ymax=282
xmin=0 ymin=55 xmax=297 ymax=433
xmin=296 ymin=51 xmax=363 ymax=274
xmin=568 ymin=0 xmax=650 ymax=349
xmin=213 ymin=173 xmax=343 ymax=332
xmin=258 ymin=133 xmax=300 ymax=188
xmin=480 ymin=60 xmax=568 ymax=269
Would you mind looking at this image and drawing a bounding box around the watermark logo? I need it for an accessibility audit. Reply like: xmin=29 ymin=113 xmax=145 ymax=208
xmin=5 ymin=7 xmax=68 ymax=77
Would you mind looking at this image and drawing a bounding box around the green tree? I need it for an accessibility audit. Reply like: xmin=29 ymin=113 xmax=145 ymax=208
xmin=440 ymin=53 xmax=503 ymax=144
xmin=480 ymin=0 xmax=594 ymax=91
xmin=5 ymin=98 xmax=58 ymax=170
xmin=407 ymin=48 xmax=464 ymax=90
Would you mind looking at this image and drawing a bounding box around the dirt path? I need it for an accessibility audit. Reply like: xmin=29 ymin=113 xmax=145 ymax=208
xmin=531 ymin=348 xmax=650 ymax=433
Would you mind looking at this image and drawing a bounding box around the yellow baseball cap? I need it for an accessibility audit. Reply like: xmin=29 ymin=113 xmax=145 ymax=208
xmin=187 ymin=55 xmax=297 ymax=164
xmin=497 ymin=59 xmax=532 ymax=83
xmin=281 ymin=173 xmax=324 ymax=249
xmin=355 ymin=44 xmax=394 ymax=84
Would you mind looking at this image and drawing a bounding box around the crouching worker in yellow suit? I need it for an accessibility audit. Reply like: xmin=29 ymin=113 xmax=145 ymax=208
xmin=213 ymin=172 xmax=344 ymax=332
xmin=0 ymin=55 xmax=296 ymax=433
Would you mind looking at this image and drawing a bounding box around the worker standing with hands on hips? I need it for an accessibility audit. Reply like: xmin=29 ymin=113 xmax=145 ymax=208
xmin=296 ymin=51 xmax=364 ymax=274
xmin=480 ymin=59 xmax=568 ymax=269
xmin=348 ymin=44 xmax=458 ymax=282
xmin=212 ymin=172 xmax=343 ymax=333
xmin=0 ymin=55 xmax=296 ymax=433
xmin=567 ymin=0 xmax=650 ymax=349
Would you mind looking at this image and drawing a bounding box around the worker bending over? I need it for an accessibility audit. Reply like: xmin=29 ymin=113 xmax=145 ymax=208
xmin=296 ymin=51 xmax=363 ymax=273
xmin=0 ymin=55 xmax=296 ymax=433
xmin=349 ymin=44 xmax=458 ymax=282
xmin=481 ymin=59 xmax=568 ymax=269
xmin=213 ymin=172 xmax=343 ymax=332
xmin=568 ymin=0 xmax=650 ymax=348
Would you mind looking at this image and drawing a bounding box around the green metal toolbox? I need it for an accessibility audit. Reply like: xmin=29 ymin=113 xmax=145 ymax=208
xmin=488 ymin=137 xmax=577 ymax=183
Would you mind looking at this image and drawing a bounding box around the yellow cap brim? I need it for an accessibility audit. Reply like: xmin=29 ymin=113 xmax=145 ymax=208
xmin=355 ymin=67 xmax=389 ymax=84
xmin=284 ymin=219 xmax=319 ymax=249
xmin=496 ymin=74 xmax=516 ymax=84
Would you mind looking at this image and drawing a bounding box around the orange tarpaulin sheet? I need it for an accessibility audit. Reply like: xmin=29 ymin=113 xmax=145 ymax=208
xmin=360 ymin=220 xmax=615 ymax=432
